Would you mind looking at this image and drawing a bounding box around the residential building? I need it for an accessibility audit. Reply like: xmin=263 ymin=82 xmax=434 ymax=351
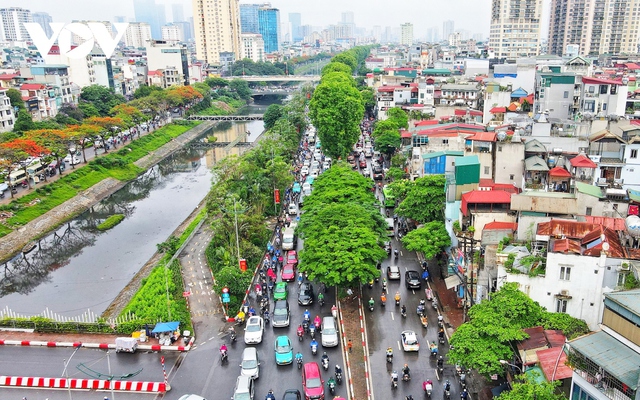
xmin=174 ymin=21 xmax=192 ymax=42
xmin=31 ymin=12 xmax=52 ymax=38
xmin=400 ymin=23 xmax=413 ymax=46
xmin=133 ymin=0 xmax=165 ymax=38
xmin=241 ymin=33 xmax=264 ymax=62
xmin=533 ymin=72 xmax=580 ymax=119
xmin=146 ymin=39 xmax=189 ymax=86
xmin=289 ymin=13 xmax=302 ymax=42
xmin=194 ymin=0 xmax=242 ymax=65
xmin=258 ymin=6 xmax=280 ymax=53
xmin=147 ymin=67 xmax=182 ymax=88
xmin=489 ymin=0 xmax=542 ymax=61
xmin=443 ymin=20 xmax=454 ymax=41
xmin=548 ymin=0 xmax=640 ymax=57
xmin=494 ymin=140 xmax=525 ymax=185
xmin=20 ymin=83 xmax=59 ymax=121
xmin=448 ymin=32 xmax=462 ymax=48
xmin=69 ymin=21 xmax=113 ymax=46
xmin=0 ymin=7 xmax=32 ymax=43
xmin=125 ymin=22 xmax=152 ymax=48
xmin=20 ymin=64 xmax=74 ymax=105
xmin=621 ymin=126 xmax=640 ymax=190
xmin=439 ymin=83 xmax=480 ymax=108
xmin=239 ymin=3 xmax=260 ymax=33
xmin=569 ymin=289 xmax=640 ymax=400
xmin=162 ymin=23 xmax=184 ymax=42
xmin=580 ymin=76 xmax=628 ymax=118
xmin=0 ymin=88 xmax=15 ymax=132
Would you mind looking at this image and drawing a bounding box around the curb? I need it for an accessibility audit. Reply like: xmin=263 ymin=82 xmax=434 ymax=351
xmin=0 ymin=375 xmax=166 ymax=393
xmin=336 ymin=300 xmax=354 ymax=400
xmin=357 ymin=291 xmax=375 ymax=400
xmin=0 ymin=336 xmax=195 ymax=352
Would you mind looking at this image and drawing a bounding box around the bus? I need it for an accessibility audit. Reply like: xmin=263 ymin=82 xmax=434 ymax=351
xmin=382 ymin=186 xmax=395 ymax=208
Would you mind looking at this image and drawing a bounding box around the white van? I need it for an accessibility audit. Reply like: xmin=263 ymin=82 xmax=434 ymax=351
xmin=282 ymin=227 xmax=296 ymax=250
xmin=385 ymin=218 xmax=395 ymax=236
xmin=321 ymin=316 xmax=339 ymax=347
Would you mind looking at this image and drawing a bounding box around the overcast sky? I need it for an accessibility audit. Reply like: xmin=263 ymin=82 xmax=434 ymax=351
xmin=0 ymin=0 xmax=550 ymax=39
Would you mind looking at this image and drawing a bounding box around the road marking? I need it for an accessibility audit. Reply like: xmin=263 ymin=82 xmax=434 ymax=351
xmin=435 ymin=368 xmax=440 ymax=381
xmin=412 ymin=289 xmax=416 ymax=295
xmin=390 ymin=312 xmax=394 ymax=321
xmin=397 ymin=340 xmax=401 ymax=351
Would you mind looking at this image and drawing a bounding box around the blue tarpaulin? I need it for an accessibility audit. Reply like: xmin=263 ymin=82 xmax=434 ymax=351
xmin=151 ymin=321 xmax=180 ymax=333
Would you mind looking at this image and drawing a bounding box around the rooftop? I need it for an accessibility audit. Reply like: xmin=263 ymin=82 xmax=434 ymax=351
xmin=605 ymin=289 xmax=640 ymax=318
xmin=575 ymin=181 xmax=604 ymax=198
xmin=422 ymin=150 xmax=464 ymax=160
xmin=483 ymin=221 xmax=518 ymax=231
xmin=570 ymin=154 xmax=597 ymax=168
xmin=461 ymin=190 xmax=512 ymax=215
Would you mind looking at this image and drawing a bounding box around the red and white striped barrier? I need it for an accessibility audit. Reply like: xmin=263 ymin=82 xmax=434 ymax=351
xmin=0 ymin=336 xmax=195 ymax=352
xmin=0 ymin=376 xmax=166 ymax=393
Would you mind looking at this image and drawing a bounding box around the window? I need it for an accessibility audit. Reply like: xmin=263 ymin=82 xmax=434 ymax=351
xmin=617 ymin=272 xmax=627 ymax=287
xmin=556 ymin=299 xmax=567 ymax=313
xmin=563 ymin=91 xmax=569 ymax=98
xmin=484 ymin=166 xmax=490 ymax=175
xmin=600 ymin=85 xmax=608 ymax=94
xmin=611 ymin=85 xmax=617 ymax=94
xmin=442 ymin=139 xmax=449 ymax=144
xmin=560 ymin=266 xmax=571 ymax=280
xmin=603 ymin=103 xmax=607 ymax=111
xmin=510 ymin=174 xmax=515 ymax=180
xmin=631 ymin=149 xmax=638 ymax=158
xmin=586 ymin=207 xmax=592 ymax=216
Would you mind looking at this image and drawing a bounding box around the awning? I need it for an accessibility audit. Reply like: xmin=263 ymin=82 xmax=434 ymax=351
xmin=151 ymin=321 xmax=180 ymax=333
xmin=445 ymin=275 xmax=462 ymax=290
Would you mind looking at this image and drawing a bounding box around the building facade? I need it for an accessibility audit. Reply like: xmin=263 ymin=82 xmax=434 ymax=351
xmin=145 ymin=40 xmax=189 ymax=86
xmin=241 ymin=33 xmax=264 ymax=62
xmin=0 ymin=7 xmax=32 ymax=43
xmin=239 ymin=3 xmax=261 ymax=33
xmin=31 ymin=12 xmax=52 ymax=38
xmin=401 ymin=23 xmax=413 ymax=46
xmin=289 ymin=13 xmax=302 ymax=42
xmin=193 ymin=0 xmax=242 ymax=65
xmin=162 ymin=23 xmax=184 ymax=42
xmin=133 ymin=0 xmax=165 ymax=39
xmin=489 ymin=0 xmax=542 ymax=61
xmin=258 ymin=6 xmax=280 ymax=53
xmin=0 ymin=88 xmax=15 ymax=133
xmin=125 ymin=22 xmax=152 ymax=48
xmin=443 ymin=20 xmax=455 ymax=41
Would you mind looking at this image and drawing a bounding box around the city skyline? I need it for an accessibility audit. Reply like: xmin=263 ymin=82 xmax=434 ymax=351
xmin=0 ymin=0 xmax=507 ymax=38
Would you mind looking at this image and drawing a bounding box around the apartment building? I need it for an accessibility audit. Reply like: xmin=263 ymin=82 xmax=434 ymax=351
xmin=125 ymin=22 xmax=152 ymax=49
xmin=0 ymin=7 xmax=32 ymax=43
xmin=241 ymin=33 xmax=264 ymax=62
xmin=20 ymin=83 xmax=59 ymax=121
xmin=193 ymin=0 xmax=242 ymax=65
xmin=489 ymin=0 xmax=542 ymax=61
xmin=401 ymin=23 xmax=413 ymax=46
xmin=548 ymin=0 xmax=640 ymax=57
xmin=0 ymin=88 xmax=15 ymax=132
xmin=146 ymin=39 xmax=189 ymax=86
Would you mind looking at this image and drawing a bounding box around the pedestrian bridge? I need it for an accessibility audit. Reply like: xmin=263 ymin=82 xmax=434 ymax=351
xmin=225 ymin=75 xmax=320 ymax=82
xmin=187 ymin=114 xmax=264 ymax=121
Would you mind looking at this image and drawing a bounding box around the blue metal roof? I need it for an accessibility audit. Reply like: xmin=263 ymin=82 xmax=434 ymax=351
xmin=511 ymin=88 xmax=528 ymax=98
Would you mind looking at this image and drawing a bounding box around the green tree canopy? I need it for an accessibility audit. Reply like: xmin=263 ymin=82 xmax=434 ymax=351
xmin=392 ymin=175 xmax=446 ymax=224
xmin=331 ymin=53 xmax=357 ymax=73
xmin=496 ymin=375 xmax=566 ymax=400
xmin=205 ymin=77 xmax=229 ymax=88
xmin=13 ymin=109 xmax=34 ymax=133
xmin=133 ymin=85 xmax=163 ymax=99
xmin=360 ymin=86 xmax=376 ymax=111
xmin=263 ymin=104 xmax=283 ymax=130
xmin=321 ymin=61 xmax=352 ymax=76
xmin=401 ymin=221 xmax=451 ymax=259
xmin=320 ymin=71 xmax=357 ymax=87
xmin=6 ymin=88 xmax=24 ymax=110
xmin=79 ymin=85 xmax=125 ymax=116
xmin=229 ymin=79 xmax=252 ymax=101
xmin=386 ymin=107 xmax=409 ymax=129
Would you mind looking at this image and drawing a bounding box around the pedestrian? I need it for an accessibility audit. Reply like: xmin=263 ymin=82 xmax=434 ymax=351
xmin=347 ymin=339 xmax=353 ymax=353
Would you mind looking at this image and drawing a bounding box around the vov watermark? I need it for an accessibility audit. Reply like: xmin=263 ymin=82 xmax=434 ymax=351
xmin=24 ymin=22 xmax=128 ymax=60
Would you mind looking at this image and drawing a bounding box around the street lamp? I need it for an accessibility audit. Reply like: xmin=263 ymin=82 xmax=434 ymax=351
xmin=499 ymin=360 xmax=523 ymax=374
xmin=62 ymin=343 xmax=83 ymax=400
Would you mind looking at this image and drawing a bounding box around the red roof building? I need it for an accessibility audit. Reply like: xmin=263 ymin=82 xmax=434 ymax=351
xmin=490 ymin=107 xmax=506 ymax=114
xmin=582 ymin=76 xmax=624 ymax=86
xmin=454 ymin=109 xmax=483 ymax=117
xmin=20 ymin=83 xmax=46 ymax=91
xmin=478 ymin=178 xmax=522 ymax=194
xmin=413 ymin=120 xmax=439 ymax=128
xmin=548 ymin=166 xmax=572 ymax=177
xmin=569 ymin=154 xmax=597 ymax=168
xmin=483 ymin=221 xmax=518 ymax=231
xmin=461 ymin=190 xmax=512 ymax=216
xmin=467 ymin=131 xmax=497 ymax=142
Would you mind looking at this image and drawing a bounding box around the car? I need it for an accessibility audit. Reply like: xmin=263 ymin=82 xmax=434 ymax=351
xmin=322 ymin=162 xmax=330 ymax=170
xmin=273 ymin=282 xmax=288 ymax=300
xmin=359 ymin=159 xmax=367 ymax=168
xmin=310 ymin=170 xmax=319 ymax=178
xmin=240 ymin=347 xmax=260 ymax=379
xmin=287 ymin=250 xmax=298 ymax=266
xmin=302 ymin=182 xmax=312 ymax=196
xmin=405 ymin=270 xmax=421 ymax=289
xmin=298 ymin=282 xmax=314 ymax=306
xmin=281 ymin=263 xmax=296 ymax=282
xmin=321 ymin=316 xmax=339 ymax=347
xmin=325 ymin=157 xmax=332 ymax=165
xmin=301 ymin=166 xmax=309 ymax=176
xmin=305 ymin=176 xmax=315 ymax=185
xmin=275 ymin=335 xmax=294 ymax=365
xmin=387 ymin=265 xmax=401 ymax=280
xmin=401 ymin=330 xmax=420 ymax=352
xmin=361 ymin=167 xmax=370 ymax=176
xmin=244 ymin=316 xmax=264 ymax=344
xmin=178 ymin=396 xmax=207 ymax=400
xmin=373 ymin=172 xmax=384 ymax=180
xmin=272 ymin=300 xmax=290 ymax=327
xmin=232 ymin=375 xmax=255 ymax=400
xmin=282 ymin=389 xmax=302 ymax=400
xmin=292 ymin=182 xmax=301 ymax=194
xmin=302 ymin=362 xmax=324 ymax=400
xmin=288 ymin=204 xmax=298 ymax=215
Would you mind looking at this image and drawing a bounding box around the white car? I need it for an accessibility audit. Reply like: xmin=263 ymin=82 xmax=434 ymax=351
xmin=302 ymin=182 xmax=312 ymax=196
xmin=401 ymin=330 xmax=420 ymax=352
xmin=310 ymin=170 xmax=319 ymax=179
xmin=244 ymin=316 xmax=264 ymax=344
xmin=288 ymin=204 xmax=298 ymax=215
xmin=322 ymin=162 xmax=330 ymax=170
xmin=240 ymin=347 xmax=260 ymax=379
xmin=300 ymin=166 xmax=309 ymax=176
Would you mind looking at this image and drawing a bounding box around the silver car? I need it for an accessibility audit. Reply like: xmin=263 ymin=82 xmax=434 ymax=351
xmin=240 ymin=347 xmax=260 ymax=379
xmin=232 ymin=375 xmax=254 ymax=400
xmin=321 ymin=316 xmax=339 ymax=347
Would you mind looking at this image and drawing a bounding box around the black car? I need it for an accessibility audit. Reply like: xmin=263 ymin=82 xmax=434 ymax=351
xmin=298 ymin=282 xmax=315 ymax=306
xmin=283 ymin=389 xmax=302 ymax=400
xmin=373 ymin=172 xmax=384 ymax=181
xmin=405 ymin=270 xmax=421 ymax=289
xmin=272 ymin=300 xmax=290 ymax=327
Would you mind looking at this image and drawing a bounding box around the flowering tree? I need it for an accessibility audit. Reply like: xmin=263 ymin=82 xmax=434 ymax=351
xmin=24 ymin=129 xmax=68 ymax=177
xmin=65 ymin=124 xmax=102 ymax=164
xmin=0 ymin=138 xmax=50 ymax=190
xmin=85 ymin=116 xmax=126 ymax=152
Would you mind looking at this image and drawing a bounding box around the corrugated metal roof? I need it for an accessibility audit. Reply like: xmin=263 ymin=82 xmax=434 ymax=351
xmin=589 ymin=129 xmax=626 ymax=143
xmin=455 ymin=155 xmax=479 ymax=166
xmin=570 ymin=154 xmax=597 ymax=168
xmin=570 ymin=331 xmax=640 ymax=390
xmin=460 ymin=190 xmax=512 ymax=215
xmin=575 ymin=181 xmax=604 ymax=198
xmin=422 ymin=150 xmax=464 ymax=160
xmin=605 ymin=289 xmax=640 ymax=317
xmin=484 ymin=221 xmax=518 ymax=231
xmin=629 ymin=188 xmax=640 ymax=203
xmin=553 ymin=238 xmax=582 ymax=254
xmin=518 ymin=326 xmax=548 ymax=351
xmin=537 ymin=347 xmax=572 ymax=380
xmin=525 ymin=156 xmax=550 ymax=171
xmin=582 ymin=216 xmax=626 ymax=231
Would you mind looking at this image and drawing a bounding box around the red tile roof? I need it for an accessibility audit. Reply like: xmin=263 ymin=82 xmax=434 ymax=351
xmin=478 ymin=179 xmax=521 ymax=194
xmin=569 ymin=154 xmax=597 ymax=168
xmin=582 ymin=76 xmax=624 ymax=86
xmin=467 ymin=131 xmax=497 ymax=142
xmin=461 ymin=190 xmax=512 ymax=215
xmin=21 ymin=83 xmax=45 ymax=90
xmin=400 ymin=129 xmax=412 ymax=138
xmin=454 ymin=109 xmax=483 ymax=117
xmin=625 ymin=63 xmax=640 ymax=70
xmin=148 ymin=70 xmax=163 ymax=76
xmin=548 ymin=166 xmax=571 ymax=177
xmin=0 ymin=73 xmax=19 ymax=80
xmin=490 ymin=107 xmax=506 ymax=113
xmin=413 ymin=120 xmax=439 ymax=127
xmin=483 ymin=221 xmax=517 ymax=231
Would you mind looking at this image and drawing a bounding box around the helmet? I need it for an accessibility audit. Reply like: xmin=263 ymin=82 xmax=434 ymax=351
xmin=439 ymin=356 xmax=443 ymax=360
xmin=323 ymin=351 xmax=327 ymax=356
xmin=336 ymin=364 xmax=340 ymax=369
xmin=404 ymin=364 xmax=408 ymax=367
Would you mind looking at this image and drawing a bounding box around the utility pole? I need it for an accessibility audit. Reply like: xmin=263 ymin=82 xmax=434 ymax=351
xmin=234 ymin=198 xmax=241 ymax=262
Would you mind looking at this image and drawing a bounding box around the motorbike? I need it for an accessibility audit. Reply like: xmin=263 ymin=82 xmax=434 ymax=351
xmin=297 ymin=327 xmax=304 ymax=342
xmin=264 ymin=314 xmax=270 ymax=325
xmin=425 ymin=288 xmax=433 ymax=301
xmin=309 ymin=324 xmax=316 ymax=339
xmin=381 ymin=295 xmax=386 ymax=307
xmin=423 ymin=381 xmax=433 ymax=398
xmin=229 ymin=329 xmax=237 ymax=343
xmin=318 ymin=296 xmax=325 ymax=307
xmin=401 ymin=308 xmax=407 ymax=318
xmin=394 ymin=249 xmax=399 ymax=260
xmin=391 ymin=377 xmax=398 ymax=389
xmin=444 ymin=380 xmax=451 ymax=399
xmin=402 ymin=372 xmax=411 ymax=382
xmin=439 ymin=333 xmax=445 ymax=345
xmin=420 ymin=315 xmax=429 ymax=329
xmin=297 ymin=357 xmax=303 ymax=370
xmin=220 ymin=349 xmax=228 ymax=363
xmin=368 ymin=301 xmax=374 ymax=312
xmin=460 ymin=374 xmax=467 ymax=390
xmin=395 ymin=295 xmax=401 ymax=307
xmin=386 ymin=351 xmax=393 ymax=363
xmin=302 ymin=320 xmax=310 ymax=333
xmin=322 ymin=358 xmax=329 ymax=371
xmin=336 ymin=371 xmax=343 ymax=385
xmin=430 ymin=343 xmax=438 ymax=357
xmin=417 ymin=304 xmax=425 ymax=316
xmin=433 ymin=298 xmax=439 ymax=310
xmin=328 ymin=380 xmax=336 ymax=395
xmin=438 ymin=365 xmax=444 ymax=378
xmin=311 ymin=342 xmax=318 ymax=356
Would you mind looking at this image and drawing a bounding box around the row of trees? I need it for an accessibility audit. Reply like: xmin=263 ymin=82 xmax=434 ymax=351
xmin=204 ymin=88 xmax=312 ymax=313
xmin=371 ymin=107 xmax=407 ymax=157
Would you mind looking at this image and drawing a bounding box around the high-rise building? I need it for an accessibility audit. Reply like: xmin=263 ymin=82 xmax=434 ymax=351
xmin=341 ymin=12 xmax=354 ymax=24
xmin=162 ymin=23 xmax=183 ymax=42
xmin=289 ymin=13 xmax=302 ymax=42
xmin=146 ymin=39 xmax=189 ymax=87
xmin=241 ymin=33 xmax=264 ymax=62
xmin=548 ymin=0 xmax=640 ymax=56
xmin=172 ymin=3 xmax=184 ymax=23
xmin=114 ymin=16 xmax=127 ymax=23
xmin=258 ymin=6 xmax=280 ymax=53
xmin=340 ymin=11 xmax=355 ymax=40
xmin=193 ymin=0 xmax=242 ymax=65
xmin=125 ymin=22 xmax=152 ymax=48
xmin=133 ymin=0 xmax=166 ymax=39
xmin=443 ymin=20 xmax=454 ymax=41
xmin=489 ymin=0 xmax=542 ymax=60
xmin=239 ymin=3 xmax=261 ymax=33
xmin=175 ymin=21 xmax=192 ymax=41
xmin=400 ymin=23 xmax=413 ymax=46
xmin=32 ymin=12 xmax=52 ymax=38
xmin=372 ymin=25 xmax=382 ymax=42
xmin=0 ymin=7 xmax=32 ymax=42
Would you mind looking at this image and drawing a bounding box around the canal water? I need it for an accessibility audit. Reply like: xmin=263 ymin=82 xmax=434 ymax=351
xmin=0 ymin=118 xmax=265 ymax=318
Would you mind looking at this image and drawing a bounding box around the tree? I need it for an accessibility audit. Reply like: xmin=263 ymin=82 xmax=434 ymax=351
xmin=229 ymin=79 xmax=252 ymax=101
xmin=401 ymin=221 xmax=451 ymax=259
xmin=360 ymin=86 xmax=376 ymax=112
xmin=309 ymin=77 xmax=364 ymax=159
xmin=263 ymin=104 xmax=283 ymax=130
xmin=321 ymin=61 xmax=352 ymax=76
xmin=204 ymin=77 xmax=229 ymax=88
xmin=497 ymin=376 xmax=566 ymax=400
xmin=133 ymin=85 xmax=163 ymax=99
xmin=110 ymin=104 xmax=145 ymax=130
xmin=24 ymin=129 xmax=68 ymax=177
xmin=13 ymin=109 xmax=34 ymax=134
xmin=6 ymin=88 xmax=24 ymax=110
xmin=386 ymin=167 xmax=405 ymax=181
xmin=386 ymin=107 xmax=409 ymax=129
xmin=85 ymin=116 xmax=126 ymax=152
xmin=65 ymin=124 xmax=101 ymax=164
xmin=79 ymin=85 xmax=125 ymax=116
xmin=0 ymin=138 xmax=50 ymax=189
xmin=373 ymin=129 xmax=401 ymax=157
xmin=393 ymin=175 xmax=446 ymax=224
xmin=331 ymin=53 xmax=357 ymax=73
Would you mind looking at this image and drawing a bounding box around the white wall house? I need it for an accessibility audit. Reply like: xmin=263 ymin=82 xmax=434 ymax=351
xmin=0 ymin=88 xmax=15 ymax=132
xmin=439 ymin=84 xmax=479 ymax=108
xmin=580 ymin=77 xmax=628 ymax=118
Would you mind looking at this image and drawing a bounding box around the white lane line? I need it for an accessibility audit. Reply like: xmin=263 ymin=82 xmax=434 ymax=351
xmin=397 ymin=340 xmax=401 ymax=351
xmin=390 ymin=312 xmax=395 ymax=321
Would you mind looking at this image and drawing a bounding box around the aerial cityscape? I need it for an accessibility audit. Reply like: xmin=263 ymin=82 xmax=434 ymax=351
xmin=0 ymin=0 xmax=638 ymax=400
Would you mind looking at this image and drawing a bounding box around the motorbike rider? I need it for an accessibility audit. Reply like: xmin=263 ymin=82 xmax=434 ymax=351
xmin=444 ymin=380 xmax=451 ymax=392
xmin=395 ymin=291 xmax=401 ymax=303
xmin=236 ymin=310 xmax=245 ymax=324
xmin=327 ymin=375 xmax=336 ymax=389
xmin=381 ymin=292 xmax=387 ymax=304
xmin=265 ymin=389 xmax=276 ymax=400
xmin=335 ymin=364 xmax=342 ymax=377
xmin=391 ymin=371 xmax=399 ymax=384
xmin=423 ymin=379 xmax=433 ymax=390
xmin=437 ymin=356 xmax=444 ymax=370
xmin=295 ymin=351 xmax=303 ymax=363
xmin=382 ymin=278 xmax=387 ymax=291
xmin=310 ymin=338 xmax=318 ymax=352
xmin=322 ymin=351 xmax=330 ymax=365
xmin=386 ymin=347 xmax=393 ymax=357
xmin=220 ymin=343 xmax=228 ymax=353
xmin=303 ymin=309 xmax=311 ymax=321
xmin=297 ymin=324 xmax=304 ymax=337
xmin=401 ymin=304 xmax=407 ymax=316
xmin=317 ymin=291 xmax=324 ymax=303
xmin=248 ymin=306 xmax=256 ymax=316
xmin=438 ymin=328 xmax=445 ymax=340
xmin=461 ymin=389 xmax=469 ymax=399
xmin=314 ymin=315 xmax=322 ymax=329
xmin=368 ymin=297 xmax=375 ymax=309
xmin=402 ymin=364 xmax=411 ymax=379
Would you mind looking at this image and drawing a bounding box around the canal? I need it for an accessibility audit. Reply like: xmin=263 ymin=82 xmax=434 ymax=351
xmin=0 ymin=118 xmax=266 ymax=319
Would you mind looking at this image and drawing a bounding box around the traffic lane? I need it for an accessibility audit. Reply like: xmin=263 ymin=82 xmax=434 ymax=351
xmin=0 ymin=346 xmax=177 ymax=382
